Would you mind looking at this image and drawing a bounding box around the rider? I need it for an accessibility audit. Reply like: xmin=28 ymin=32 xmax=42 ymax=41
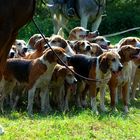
xmin=56 ymin=0 xmax=75 ymax=17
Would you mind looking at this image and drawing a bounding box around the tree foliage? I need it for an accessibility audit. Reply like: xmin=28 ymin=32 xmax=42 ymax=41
xmin=18 ymin=0 xmax=140 ymax=39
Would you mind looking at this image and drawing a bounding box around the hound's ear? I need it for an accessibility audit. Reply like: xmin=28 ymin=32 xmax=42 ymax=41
xmin=118 ymin=48 xmax=125 ymax=62
xmin=99 ymin=56 xmax=109 ymax=74
xmin=58 ymin=67 xmax=67 ymax=77
xmin=73 ymin=42 xmax=80 ymax=53
xmin=118 ymin=38 xmax=126 ymax=47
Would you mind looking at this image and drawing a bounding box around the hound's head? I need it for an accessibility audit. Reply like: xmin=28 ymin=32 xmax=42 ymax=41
xmin=8 ymin=45 xmax=18 ymax=58
xmin=73 ymin=40 xmax=93 ymax=56
xmin=117 ymin=37 xmax=140 ymax=48
xmin=14 ymin=39 xmax=28 ymax=56
xmin=49 ymin=35 xmax=75 ymax=56
xmin=27 ymin=34 xmax=43 ymax=49
xmin=42 ymin=47 xmax=68 ymax=64
xmin=118 ymin=45 xmax=140 ymax=63
xmin=68 ymin=27 xmax=98 ymax=41
xmin=34 ymin=37 xmax=49 ymax=52
xmin=92 ymin=36 xmax=110 ymax=50
xmin=90 ymin=43 xmax=103 ymax=56
xmin=49 ymin=35 xmax=68 ymax=49
xmin=99 ymin=51 xmax=123 ymax=74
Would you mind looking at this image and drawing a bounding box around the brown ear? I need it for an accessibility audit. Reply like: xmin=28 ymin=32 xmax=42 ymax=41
xmin=57 ymin=67 xmax=67 ymax=77
xmin=68 ymin=30 xmax=76 ymax=40
xmin=73 ymin=42 xmax=80 ymax=53
xmin=99 ymin=56 xmax=109 ymax=73
xmin=118 ymin=48 xmax=125 ymax=62
xmin=44 ymin=50 xmax=56 ymax=63
xmin=34 ymin=39 xmax=45 ymax=51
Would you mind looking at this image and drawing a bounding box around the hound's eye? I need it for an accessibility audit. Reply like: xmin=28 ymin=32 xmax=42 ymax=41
xmin=112 ymin=58 xmax=116 ymax=62
xmin=51 ymin=40 xmax=56 ymax=43
xmin=100 ymin=39 xmax=104 ymax=41
xmin=17 ymin=43 xmax=21 ymax=45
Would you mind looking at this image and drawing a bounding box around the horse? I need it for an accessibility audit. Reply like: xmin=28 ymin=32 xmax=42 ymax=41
xmin=0 ymin=0 xmax=36 ymax=74
xmin=48 ymin=0 xmax=106 ymax=34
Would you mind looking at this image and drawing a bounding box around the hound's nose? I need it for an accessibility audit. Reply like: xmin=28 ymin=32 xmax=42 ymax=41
xmin=9 ymin=52 xmax=15 ymax=58
xmin=44 ymin=44 xmax=48 ymax=49
xmin=107 ymin=41 xmax=111 ymax=46
xmin=86 ymin=45 xmax=91 ymax=51
xmin=74 ymin=78 xmax=77 ymax=84
xmin=23 ymin=47 xmax=28 ymax=53
xmin=118 ymin=65 xmax=123 ymax=71
xmin=86 ymin=30 xmax=90 ymax=34
xmin=94 ymin=30 xmax=99 ymax=36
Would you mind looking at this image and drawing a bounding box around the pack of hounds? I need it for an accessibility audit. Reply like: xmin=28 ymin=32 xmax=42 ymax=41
xmin=0 ymin=26 xmax=140 ymax=116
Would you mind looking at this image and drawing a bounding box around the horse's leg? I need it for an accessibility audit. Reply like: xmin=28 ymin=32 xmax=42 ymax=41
xmin=91 ymin=15 xmax=102 ymax=31
xmin=57 ymin=16 xmax=68 ymax=37
xmin=80 ymin=16 xmax=89 ymax=29
xmin=52 ymin=14 xmax=61 ymax=34
xmin=0 ymin=25 xmax=17 ymax=71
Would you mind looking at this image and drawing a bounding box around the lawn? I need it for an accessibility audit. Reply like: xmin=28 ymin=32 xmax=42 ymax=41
xmin=0 ymin=96 xmax=140 ymax=140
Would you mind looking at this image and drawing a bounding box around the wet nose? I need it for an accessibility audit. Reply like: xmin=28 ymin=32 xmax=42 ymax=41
xmin=107 ymin=41 xmax=111 ymax=46
xmin=23 ymin=47 xmax=28 ymax=52
xmin=9 ymin=52 xmax=15 ymax=58
xmin=44 ymin=44 xmax=48 ymax=49
xmin=86 ymin=45 xmax=91 ymax=51
xmin=118 ymin=65 xmax=123 ymax=71
xmin=86 ymin=30 xmax=90 ymax=34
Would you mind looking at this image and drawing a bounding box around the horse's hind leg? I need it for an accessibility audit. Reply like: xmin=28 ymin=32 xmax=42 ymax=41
xmin=81 ymin=16 xmax=89 ymax=29
xmin=91 ymin=15 xmax=102 ymax=31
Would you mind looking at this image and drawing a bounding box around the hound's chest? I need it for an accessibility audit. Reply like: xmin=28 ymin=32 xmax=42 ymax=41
xmin=117 ymin=65 xmax=130 ymax=85
xmin=35 ymin=66 xmax=55 ymax=88
xmin=96 ymin=71 xmax=111 ymax=88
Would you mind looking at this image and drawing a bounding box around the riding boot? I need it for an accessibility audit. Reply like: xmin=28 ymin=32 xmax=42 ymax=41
xmin=67 ymin=0 xmax=75 ymax=17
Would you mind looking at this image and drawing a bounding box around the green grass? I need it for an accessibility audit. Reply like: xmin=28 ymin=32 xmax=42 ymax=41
xmin=0 ymin=97 xmax=140 ymax=140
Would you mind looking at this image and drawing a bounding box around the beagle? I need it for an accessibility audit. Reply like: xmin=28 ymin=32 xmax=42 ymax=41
xmin=10 ymin=39 xmax=28 ymax=57
xmin=26 ymin=34 xmax=43 ymax=50
xmin=92 ymin=36 xmax=111 ymax=50
xmin=49 ymin=35 xmax=75 ymax=56
xmin=115 ymin=37 xmax=140 ymax=101
xmin=69 ymin=40 xmax=103 ymax=56
xmin=0 ymin=47 xmax=68 ymax=115
xmin=8 ymin=45 xmax=18 ymax=58
xmin=72 ymin=40 xmax=93 ymax=55
xmin=67 ymin=51 xmax=123 ymax=113
xmin=116 ymin=37 xmax=140 ymax=48
xmin=50 ymin=64 xmax=77 ymax=111
xmin=68 ymin=27 xmax=99 ymax=41
xmin=131 ymin=54 xmax=140 ymax=100
xmin=108 ymin=45 xmax=140 ymax=113
xmin=24 ymin=37 xmax=49 ymax=59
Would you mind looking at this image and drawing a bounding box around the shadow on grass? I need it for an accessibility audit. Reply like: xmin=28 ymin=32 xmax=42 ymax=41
xmin=0 ymin=95 xmax=139 ymax=121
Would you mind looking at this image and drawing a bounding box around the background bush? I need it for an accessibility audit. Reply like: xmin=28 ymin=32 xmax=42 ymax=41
xmin=18 ymin=0 xmax=140 ymax=40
